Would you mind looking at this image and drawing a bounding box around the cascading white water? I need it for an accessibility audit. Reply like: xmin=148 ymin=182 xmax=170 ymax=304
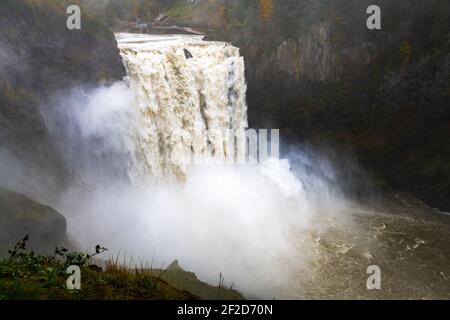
xmin=41 ymin=33 xmax=350 ymax=299
xmin=17 ymin=31 xmax=447 ymax=300
xmin=116 ymin=33 xmax=248 ymax=181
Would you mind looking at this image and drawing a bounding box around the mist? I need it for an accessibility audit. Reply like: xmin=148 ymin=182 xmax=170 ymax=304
xmin=38 ymin=82 xmax=353 ymax=298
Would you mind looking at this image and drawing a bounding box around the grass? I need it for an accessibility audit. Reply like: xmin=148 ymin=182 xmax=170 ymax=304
xmin=155 ymin=260 xmax=244 ymax=300
xmin=0 ymin=236 xmax=244 ymax=300
xmin=0 ymin=236 xmax=196 ymax=300
xmin=0 ymin=262 xmax=196 ymax=300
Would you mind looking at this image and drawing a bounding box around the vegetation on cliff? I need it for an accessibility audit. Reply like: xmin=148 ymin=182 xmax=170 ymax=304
xmin=0 ymin=237 xmax=195 ymax=300
xmin=0 ymin=236 xmax=244 ymax=300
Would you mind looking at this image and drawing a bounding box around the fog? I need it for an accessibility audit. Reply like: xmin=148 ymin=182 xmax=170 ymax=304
xmin=36 ymin=82 xmax=353 ymax=298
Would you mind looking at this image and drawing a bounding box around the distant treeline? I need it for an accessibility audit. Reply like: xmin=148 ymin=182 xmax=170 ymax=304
xmin=14 ymin=0 xmax=180 ymax=26
xmin=78 ymin=0 xmax=180 ymax=25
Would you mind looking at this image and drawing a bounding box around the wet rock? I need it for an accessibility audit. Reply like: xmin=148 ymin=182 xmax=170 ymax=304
xmin=184 ymin=48 xmax=193 ymax=59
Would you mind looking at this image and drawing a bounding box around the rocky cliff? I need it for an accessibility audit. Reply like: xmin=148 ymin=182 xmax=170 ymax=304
xmin=0 ymin=0 xmax=126 ymax=249
xmin=0 ymin=0 xmax=125 ymax=200
xmin=173 ymin=0 xmax=450 ymax=209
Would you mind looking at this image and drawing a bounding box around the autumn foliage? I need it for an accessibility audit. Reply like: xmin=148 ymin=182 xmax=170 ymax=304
xmin=258 ymin=0 xmax=274 ymax=21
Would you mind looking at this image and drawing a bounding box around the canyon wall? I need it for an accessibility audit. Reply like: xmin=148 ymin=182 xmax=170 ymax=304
xmin=0 ymin=0 xmax=125 ymax=251
xmin=0 ymin=0 xmax=125 ymax=198
xmin=173 ymin=0 xmax=450 ymax=209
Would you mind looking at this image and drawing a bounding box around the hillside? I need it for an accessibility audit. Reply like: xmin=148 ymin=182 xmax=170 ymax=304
xmin=0 ymin=188 xmax=67 ymax=256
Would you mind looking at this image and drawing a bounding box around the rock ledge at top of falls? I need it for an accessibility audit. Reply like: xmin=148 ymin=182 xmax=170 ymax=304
xmin=0 ymin=1 xmax=126 ymax=197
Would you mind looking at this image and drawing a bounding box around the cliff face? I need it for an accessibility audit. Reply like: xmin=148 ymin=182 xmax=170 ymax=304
xmin=275 ymin=22 xmax=340 ymax=82
xmin=180 ymin=0 xmax=450 ymax=209
xmin=0 ymin=187 xmax=67 ymax=255
xmin=0 ymin=0 xmax=125 ymax=198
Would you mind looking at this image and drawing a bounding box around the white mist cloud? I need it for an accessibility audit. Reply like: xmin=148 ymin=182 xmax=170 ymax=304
xmin=41 ymin=82 xmax=135 ymax=186
xmin=40 ymin=82 xmax=352 ymax=299
xmin=59 ymin=160 xmax=316 ymax=297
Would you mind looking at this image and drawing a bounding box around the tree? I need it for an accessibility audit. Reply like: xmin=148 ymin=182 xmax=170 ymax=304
xmin=258 ymin=0 xmax=274 ymax=21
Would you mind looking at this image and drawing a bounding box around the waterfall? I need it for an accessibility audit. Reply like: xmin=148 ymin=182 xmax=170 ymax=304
xmin=41 ymin=33 xmax=349 ymax=299
xmin=116 ymin=34 xmax=248 ymax=182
